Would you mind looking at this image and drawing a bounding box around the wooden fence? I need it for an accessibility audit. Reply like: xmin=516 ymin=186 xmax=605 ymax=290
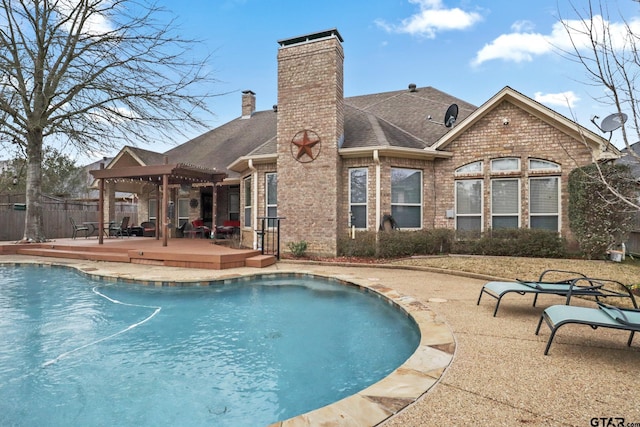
xmin=0 ymin=198 xmax=137 ymax=241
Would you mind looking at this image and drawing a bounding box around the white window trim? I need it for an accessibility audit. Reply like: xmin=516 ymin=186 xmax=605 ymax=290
xmin=349 ymin=167 xmax=368 ymax=229
xmin=491 ymin=178 xmax=521 ymax=229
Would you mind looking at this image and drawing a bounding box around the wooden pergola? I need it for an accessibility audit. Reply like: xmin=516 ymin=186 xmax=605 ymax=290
xmin=90 ymin=160 xmax=226 ymax=246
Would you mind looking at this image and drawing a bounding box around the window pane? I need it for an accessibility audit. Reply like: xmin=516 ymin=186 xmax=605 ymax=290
xmin=350 ymin=168 xmax=367 ymax=203
xmin=455 ymin=161 xmax=483 ymax=174
xmin=148 ymin=199 xmax=157 ymax=220
xmin=351 ymin=205 xmax=366 ymax=228
xmin=492 ymin=216 xmax=518 ymax=229
xmin=531 ymin=216 xmax=558 ymax=231
xmin=244 ymin=177 xmax=252 ymax=206
xmin=529 ymin=159 xmax=560 ymax=170
xmin=392 ymin=205 xmax=421 ymax=228
xmin=178 ymin=199 xmax=189 ymax=217
xmin=244 ymin=207 xmax=252 ymax=227
xmin=456 ymin=180 xmax=481 ymax=214
xmin=530 ymin=178 xmax=558 ymax=213
xmin=492 ymin=179 xmax=518 ymax=214
xmin=266 ymin=173 xmax=277 ymax=204
xmin=456 ymin=216 xmax=481 ymax=231
xmin=391 ymin=169 xmax=421 ymax=204
xmin=491 ymin=158 xmax=519 ymax=172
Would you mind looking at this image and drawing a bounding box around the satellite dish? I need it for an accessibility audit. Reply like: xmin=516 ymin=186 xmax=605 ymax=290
xmin=427 ymin=103 xmax=459 ymax=128
xmin=444 ymin=104 xmax=458 ymax=128
xmin=599 ymin=112 xmax=627 ymax=132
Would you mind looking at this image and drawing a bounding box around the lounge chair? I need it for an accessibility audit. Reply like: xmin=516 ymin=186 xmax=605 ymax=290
xmin=477 ymin=270 xmax=637 ymax=316
xmin=535 ymin=302 xmax=640 ymax=355
xmin=69 ymin=217 xmax=90 ymax=239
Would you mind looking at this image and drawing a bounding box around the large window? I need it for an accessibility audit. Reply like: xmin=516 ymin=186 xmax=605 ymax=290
xmin=455 ymin=180 xmax=482 ymax=232
xmin=177 ymin=198 xmax=189 ymax=227
xmin=243 ymin=176 xmax=252 ymax=228
xmin=349 ymin=168 xmax=367 ymax=229
xmin=491 ymin=179 xmax=519 ymax=229
xmin=530 ymin=177 xmax=559 ymax=231
xmin=391 ymin=168 xmax=422 ymax=228
xmin=266 ymin=173 xmax=277 ymax=227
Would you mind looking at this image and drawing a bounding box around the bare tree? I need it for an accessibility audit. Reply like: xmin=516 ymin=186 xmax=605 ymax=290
xmin=0 ymin=0 xmax=217 ymax=242
xmin=557 ymin=0 xmax=640 ymax=211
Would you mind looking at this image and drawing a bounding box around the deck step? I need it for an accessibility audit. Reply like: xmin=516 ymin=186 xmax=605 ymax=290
xmin=245 ymin=255 xmax=276 ymax=268
xmin=17 ymin=248 xmax=130 ymax=263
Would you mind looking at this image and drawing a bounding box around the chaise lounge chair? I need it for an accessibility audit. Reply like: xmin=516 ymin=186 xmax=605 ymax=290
xmin=535 ymin=302 xmax=640 ymax=355
xmin=477 ymin=270 xmax=637 ymax=317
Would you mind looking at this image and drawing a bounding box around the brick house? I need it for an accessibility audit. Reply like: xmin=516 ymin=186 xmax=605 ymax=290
xmin=100 ymin=29 xmax=614 ymax=256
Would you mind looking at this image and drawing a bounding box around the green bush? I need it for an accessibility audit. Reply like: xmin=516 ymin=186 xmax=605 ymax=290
xmin=452 ymin=228 xmax=566 ymax=258
xmin=337 ymin=232 xmax=377 ymax=257
xmin=287 ymin=240 xmax=308 ymax=257
xmin=569 ymin=163 xmax=636 ymax=259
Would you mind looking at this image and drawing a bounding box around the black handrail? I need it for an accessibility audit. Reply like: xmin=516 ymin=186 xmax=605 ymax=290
xmin=257 ymin=216 xmax=285 ymax=260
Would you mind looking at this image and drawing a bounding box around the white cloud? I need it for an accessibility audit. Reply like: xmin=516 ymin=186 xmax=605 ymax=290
xmin=376 ymin=0 xmax=483 ymax=38
xmin=472 ymin=14 xmax=640 ymax=66
xmin=534 ymin=91 xmax=580 ymax=109
xmin=57 ymin=0 xmax=114 ymax=36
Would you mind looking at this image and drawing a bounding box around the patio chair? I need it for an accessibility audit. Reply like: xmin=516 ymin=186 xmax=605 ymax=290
xmin=69 ymin=217 xmax=90 ymax=239
xmin=109 ymin=216 xmax=130 ymax=238
xmin=535 ymin=302 xmax=640 ymax=355
xmin=140 ymin=221 xmax=156 ymax=237
xmin=477 ymin=269 xmax=637 ymax=317
xmin=192 ymin=219 xmax=211 ymax=238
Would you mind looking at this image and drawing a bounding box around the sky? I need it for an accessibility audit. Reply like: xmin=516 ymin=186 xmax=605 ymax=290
xmin=83 ymin=0 xmax=640 ymax=161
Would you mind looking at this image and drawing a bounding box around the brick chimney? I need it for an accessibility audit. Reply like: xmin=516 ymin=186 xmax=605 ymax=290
xmin=276 ymin=29 xmax=344 ymax=256
xmin=241 ymin=90 xmax=256 ymax=118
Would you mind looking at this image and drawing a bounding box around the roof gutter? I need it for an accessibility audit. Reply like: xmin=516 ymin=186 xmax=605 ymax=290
xmin=339 ymin=146 xmax=452 ymax=160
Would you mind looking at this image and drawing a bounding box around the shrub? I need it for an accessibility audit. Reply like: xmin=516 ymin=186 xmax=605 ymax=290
xmin=338 ymin=231 xmax=377 ymax=257
xmin=568 ymin=163 xmax=636 ymax=259
xmin=452 ymin=228 xmax=566 ymax=258
xmin=287 ymin=240 xmax=308 ymax=257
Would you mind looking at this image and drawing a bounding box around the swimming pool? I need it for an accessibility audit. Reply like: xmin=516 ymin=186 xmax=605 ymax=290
xmin=0 ymin=265 xmax=420 ymax=426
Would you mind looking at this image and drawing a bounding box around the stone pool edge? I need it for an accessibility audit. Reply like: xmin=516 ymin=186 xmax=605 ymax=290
xmin=0 ymin=259 xmax=456 ymax=427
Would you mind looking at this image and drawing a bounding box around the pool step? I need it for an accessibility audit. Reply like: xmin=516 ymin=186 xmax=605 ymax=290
xmin=245 ymin=255 xmax=276 ymax=268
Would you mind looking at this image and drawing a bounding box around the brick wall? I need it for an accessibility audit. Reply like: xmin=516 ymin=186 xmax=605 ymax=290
xmin=432 ymin=101 xmax=594 ymax=240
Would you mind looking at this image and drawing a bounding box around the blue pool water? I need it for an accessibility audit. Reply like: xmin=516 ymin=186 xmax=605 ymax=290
xmin=0 ymin=265 xmax=420 ymax=427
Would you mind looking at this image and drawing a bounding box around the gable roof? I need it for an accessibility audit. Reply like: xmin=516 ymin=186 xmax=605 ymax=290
xmin=432 ymin=86 xmax=617 ymax=160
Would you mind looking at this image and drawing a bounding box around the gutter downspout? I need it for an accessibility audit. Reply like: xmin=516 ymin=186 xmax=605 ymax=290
xmin=248 ymin=159 xmax=258 ymax=250
xmin=374 ymin=149 xmax=381 ymax=233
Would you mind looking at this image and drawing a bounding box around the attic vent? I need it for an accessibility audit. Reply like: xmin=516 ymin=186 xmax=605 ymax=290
xmin=408 ymin=83 xmax=417 ymax=92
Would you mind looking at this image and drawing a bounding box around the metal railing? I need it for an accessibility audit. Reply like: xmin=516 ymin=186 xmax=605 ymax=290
xmin=256 ymin=216 xmax=284 ymax=260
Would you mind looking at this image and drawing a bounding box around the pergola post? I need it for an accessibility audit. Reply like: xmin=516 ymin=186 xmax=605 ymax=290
xmin=162 ymin=173 xmax=168 ymax=247
xmin=98 ymin=163 xmax=105 ymax=245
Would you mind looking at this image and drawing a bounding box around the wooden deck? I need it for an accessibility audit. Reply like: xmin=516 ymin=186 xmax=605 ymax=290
xmin=0 ymin=237 xmax=276 ymax=269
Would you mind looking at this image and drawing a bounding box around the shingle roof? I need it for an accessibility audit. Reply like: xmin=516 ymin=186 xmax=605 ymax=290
xmin=154 ymin=86 xmax=476 ymax=175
